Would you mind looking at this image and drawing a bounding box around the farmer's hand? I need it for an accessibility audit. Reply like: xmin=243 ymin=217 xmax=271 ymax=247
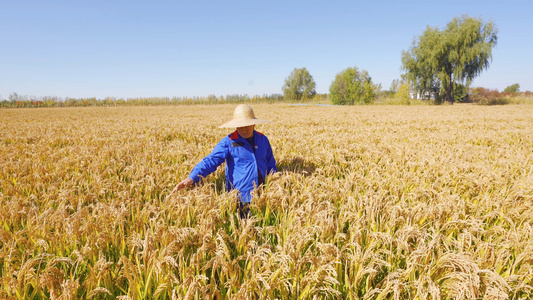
xmin=172 ymin=178 xmax=194 ymax=193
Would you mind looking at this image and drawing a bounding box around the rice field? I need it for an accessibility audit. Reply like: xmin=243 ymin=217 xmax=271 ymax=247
xmin=1 ymin=104 xmax=532 ymax=299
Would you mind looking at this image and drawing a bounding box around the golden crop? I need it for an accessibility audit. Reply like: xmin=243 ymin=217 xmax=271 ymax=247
xmin=1 ymin=104 xmax=532 ymax=299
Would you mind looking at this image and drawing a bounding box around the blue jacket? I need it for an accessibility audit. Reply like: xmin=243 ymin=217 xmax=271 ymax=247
xmin=188 ymin=130 xmax=277 ymax=203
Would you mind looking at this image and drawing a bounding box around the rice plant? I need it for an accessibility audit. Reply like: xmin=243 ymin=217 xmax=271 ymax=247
xmin=0 ymin=104 xmax=532 ymax=299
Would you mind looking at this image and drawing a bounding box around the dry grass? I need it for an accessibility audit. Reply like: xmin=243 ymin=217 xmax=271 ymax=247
xmin=1 ymin=104 xmax=532 ymax=299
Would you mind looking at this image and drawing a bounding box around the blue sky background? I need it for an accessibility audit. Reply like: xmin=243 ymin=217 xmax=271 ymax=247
xmin=1 ymin=0 xmax=532 ymax=99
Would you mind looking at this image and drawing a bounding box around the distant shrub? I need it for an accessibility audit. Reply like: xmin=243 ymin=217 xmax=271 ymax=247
xmin=507 ymin=94 xmax=533 ymax=104
xmin=393 ymin=83 xmax=411 ymax=105
xmin=503 ymin=83 xmax=520 ymax=93
xmin=469 ymin=87 xmax=509 ymax=105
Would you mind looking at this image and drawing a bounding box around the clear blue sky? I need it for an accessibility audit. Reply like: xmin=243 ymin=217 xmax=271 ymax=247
xmin=1 ymin=0 xmax=532 ymax=100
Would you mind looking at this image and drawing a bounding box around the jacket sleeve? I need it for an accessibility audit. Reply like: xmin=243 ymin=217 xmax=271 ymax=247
xmin=188 ymin=138 xmax=228 ymax=183
xmin=265 ymin=136 xmax=277 ymax=174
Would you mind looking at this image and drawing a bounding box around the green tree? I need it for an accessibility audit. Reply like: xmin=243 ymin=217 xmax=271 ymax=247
xmin=394 ymin=83 xmax=411 ymax=105
xmin=390 ymin=79 xmax=402 ymax=94
xmin=329 ymin=67 xmax=377 ymax=105
xmin=504 ymin=83 xmax=520 ymax=93
xmin=282 ymin=67 xmax=316 ymax=101
xmin=402 ymin=15 xmax=498 ymax=104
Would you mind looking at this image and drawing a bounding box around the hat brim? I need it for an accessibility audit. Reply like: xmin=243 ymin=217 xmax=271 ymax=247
xmin=219 ymin=118 xmax=270 ymax=128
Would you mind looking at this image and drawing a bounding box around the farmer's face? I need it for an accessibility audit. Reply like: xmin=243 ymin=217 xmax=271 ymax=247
xmin=237 ymin=125 xmax=254 ymax=139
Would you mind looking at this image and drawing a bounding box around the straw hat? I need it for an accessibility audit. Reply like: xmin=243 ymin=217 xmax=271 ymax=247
xmin=219 ymin=104 xmax=270 ymax=128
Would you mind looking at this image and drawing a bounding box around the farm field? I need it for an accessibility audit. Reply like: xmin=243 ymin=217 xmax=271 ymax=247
xmin=1 ymin=104 xmax=533 ymax=299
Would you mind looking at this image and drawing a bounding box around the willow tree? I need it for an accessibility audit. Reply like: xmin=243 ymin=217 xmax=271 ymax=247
xmin=282 ymin=67 xmax=316 ymax=101
xmin=402 ymin=15 xmax=498 ymax=104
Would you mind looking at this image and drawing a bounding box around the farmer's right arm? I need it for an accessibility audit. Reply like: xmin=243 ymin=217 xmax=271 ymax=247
xmin=172 ymin=138 xmax=228 ymax=192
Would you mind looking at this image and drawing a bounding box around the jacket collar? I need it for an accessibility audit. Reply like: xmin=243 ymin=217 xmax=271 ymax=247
xmin=230 ymin=130 xmax=263 ymax=140
xmin=230 ymin=131 xmax=239 ymax=140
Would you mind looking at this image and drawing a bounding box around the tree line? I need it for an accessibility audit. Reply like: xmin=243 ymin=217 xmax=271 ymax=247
xmin=282 ymin=15 xmax=529 ymax=105
xmin=282 ymin=15 xmax=506 ymax=105
xmin=3 ymin=15 xmax=532 ymax=108
xmin=0 ymin=93 xmax=327 ymax=108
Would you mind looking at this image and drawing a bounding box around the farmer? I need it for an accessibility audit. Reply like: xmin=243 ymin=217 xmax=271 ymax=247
xmin=172 ymin=104 xmax=277 ymax=217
